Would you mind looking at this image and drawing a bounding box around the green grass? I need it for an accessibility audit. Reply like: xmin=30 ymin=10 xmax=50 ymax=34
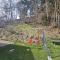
xmin=0 ymin=40 xmax=60 ymax=60
xmin=46 ymin=38 xmax=60 ymax=60
xmin=0 ymin=44 xmax=48 ymax=60
xmin=0 ymin=44 xmax=34 ymax=60
xmin=50 ymin=45 xmax=60 ymax=60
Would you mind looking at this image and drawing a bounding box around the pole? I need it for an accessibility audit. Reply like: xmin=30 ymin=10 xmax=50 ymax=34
xmin=42 ymin=30 xmax=52 ymax=60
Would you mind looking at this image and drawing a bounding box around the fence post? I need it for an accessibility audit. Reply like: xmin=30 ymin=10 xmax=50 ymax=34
xmin=42 ymin=30 xmax=52 ymax=60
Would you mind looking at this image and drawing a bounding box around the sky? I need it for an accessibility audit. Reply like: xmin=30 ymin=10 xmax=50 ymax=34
xmin=0 ymin=0 xmax=28 ymax=19
xmin=0 ymin=0 xmax=20 ymax=19
xmin=0 ymin=0 xmax=40 ymax=20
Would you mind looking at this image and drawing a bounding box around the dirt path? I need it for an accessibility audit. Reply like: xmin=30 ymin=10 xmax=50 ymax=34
xmin=0 ymin=40 xmax=14 ymax=47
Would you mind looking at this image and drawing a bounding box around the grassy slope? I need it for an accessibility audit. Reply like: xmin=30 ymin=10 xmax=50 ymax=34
xmin=0 ymin=41 xmax=60 ymax=60
xmin=0 ymin=44 xmax=47 ymax=60
xmin=0 ymin=24 xmax=60 ymax=60
xmin=0 ymin=38 xmax=60 ymax=60
xmin=0 ymin=44 xmax=34 ymax=60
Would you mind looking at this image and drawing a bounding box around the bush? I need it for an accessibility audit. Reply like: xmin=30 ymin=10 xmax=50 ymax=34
xmin=42 ymin=15 xmax=51 ymax=26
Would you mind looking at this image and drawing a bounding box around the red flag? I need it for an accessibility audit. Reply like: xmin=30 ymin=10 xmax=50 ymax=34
xmin=28 ymin=38 xmax=33 ymax=45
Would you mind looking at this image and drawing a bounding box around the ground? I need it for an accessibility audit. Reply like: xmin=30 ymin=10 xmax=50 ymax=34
xmin=0 ymin=44 xmax=47 ymax=60
xmin=0 ymin=40 xmax=60 ymax=60
xmin=0 ymin=23 xmax=60 ymax=60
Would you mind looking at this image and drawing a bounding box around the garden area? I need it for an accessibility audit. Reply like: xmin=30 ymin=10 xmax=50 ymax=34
xmin=0 ymin=24 xmax=60 ymax=60
xmin=0 ymin=0 xmax=60 ymax=60
xmin=0 ymin=40 xmax=60 ymax=60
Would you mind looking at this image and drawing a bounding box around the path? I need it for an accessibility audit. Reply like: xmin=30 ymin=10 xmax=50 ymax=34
xmin=0 ymin=40 xmax=14 ymax=47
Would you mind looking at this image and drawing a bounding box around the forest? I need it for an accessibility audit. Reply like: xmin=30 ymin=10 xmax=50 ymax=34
xmin=0 ymin=0 xmax=60 ymax=27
